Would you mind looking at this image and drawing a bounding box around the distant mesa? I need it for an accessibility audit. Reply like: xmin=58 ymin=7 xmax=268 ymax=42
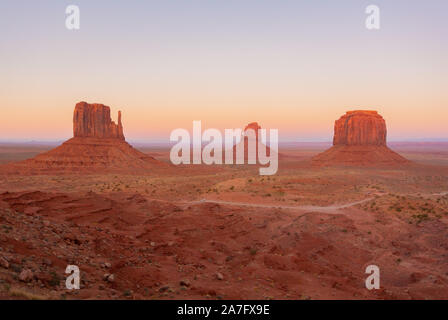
xmin=244 ymin=122 xmax=262 ymax=136
xmin=312 ymin=110 xmax=410 ymax=167
xmin=242 ymin=122 xmax=266 ymax=158
xmin=2 ymin=102 xmax=164 ymax=174
xmin=231 ymin=122 xmax=275 ymax=163
xmin=333 ymin=110 xmax=386 ymax=146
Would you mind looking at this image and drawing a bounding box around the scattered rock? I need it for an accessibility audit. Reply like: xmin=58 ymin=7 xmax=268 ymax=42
xmin=179 ymin=279 xmax=190 ymax=287
xmin=103 ymin=273 xmax=115 ymax=282
xmin=19 ymin=269 xmax=34 ymax=282
xmin=159 ymin=286 xmax=169 ymax=292
xmin=24 ymin=207 xmax=41 ymax=216
xmin=216 ymin=272 xmax=224 ymax=281
xmin=123 ymin=289 xmax=133 ymax=297
xmin=42 ymin=258 xmax=52 ymax=266
xmin=0 ymin=256 xmax=9 ymax=269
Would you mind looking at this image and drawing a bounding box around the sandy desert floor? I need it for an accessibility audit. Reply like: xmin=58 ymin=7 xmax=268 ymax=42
xmin=0 ymin=143 xmax=448 ymax=300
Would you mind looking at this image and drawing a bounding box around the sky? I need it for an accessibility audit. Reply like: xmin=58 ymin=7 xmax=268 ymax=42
xmin=1 ymin=0 xmax=447 ymax=142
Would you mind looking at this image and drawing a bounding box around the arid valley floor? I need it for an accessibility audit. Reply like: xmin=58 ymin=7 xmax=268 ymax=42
xmin=1 ymin=142 xmax=448 ymax=300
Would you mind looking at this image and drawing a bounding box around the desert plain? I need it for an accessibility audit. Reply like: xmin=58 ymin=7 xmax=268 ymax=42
xmin=0 ymin=139 xmax=448 ymax=300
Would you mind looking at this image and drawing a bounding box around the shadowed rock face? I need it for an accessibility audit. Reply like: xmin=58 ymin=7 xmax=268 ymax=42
xmin=73 ymin=102 xmax=124 ymax=140
xmin=333 ymin=110 xmax=386 ymax=146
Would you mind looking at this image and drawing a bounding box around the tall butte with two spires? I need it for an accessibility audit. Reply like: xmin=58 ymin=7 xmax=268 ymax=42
xmin=2 ymin=102 xmax=163 ymax=173
xmin=73 ymin=102 xmax=125 ymax=140
xmin=312 ymin=110 xmax=410 ymax=167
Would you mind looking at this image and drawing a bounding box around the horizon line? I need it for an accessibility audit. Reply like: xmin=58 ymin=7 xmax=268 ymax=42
xmin=1 ymin=138 xmax=448 ymax=145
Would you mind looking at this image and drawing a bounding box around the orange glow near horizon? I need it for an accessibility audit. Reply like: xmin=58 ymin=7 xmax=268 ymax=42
xmin=2 ymin=91 xmax=447 ymax=142
xmin=1 ymin=2 xmax=447 ymax=142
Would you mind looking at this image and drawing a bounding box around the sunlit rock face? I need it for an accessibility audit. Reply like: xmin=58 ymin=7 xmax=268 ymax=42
xmin=73 ymin=102 xmax=124 ymax=140
xmin=333 ymin=110 xmax=386 ymax=146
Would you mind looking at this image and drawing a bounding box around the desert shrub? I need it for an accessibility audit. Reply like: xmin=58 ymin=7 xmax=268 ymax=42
xmin=9 ymin=288 xmax=47 ymax=300
xmin=49 ymin=271 xmax=61 ymax=287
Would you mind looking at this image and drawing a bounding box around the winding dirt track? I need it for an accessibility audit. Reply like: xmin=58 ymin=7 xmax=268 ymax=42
xmin=187 ymin=197 xmax=374 ymax=214
xmin=186 ymin=190 xmax=448 ymax=214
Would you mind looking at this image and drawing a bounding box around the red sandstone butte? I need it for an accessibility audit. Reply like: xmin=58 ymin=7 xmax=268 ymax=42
xmin=1 ymin=102 xmax=163 ymax=174
xmin=73 ymin=102 xmax=124 ymax=140
xmin=312 ymin=110 xmax=409 ymax=167
xmin=231 ymin=122 xmax=274 ymax=163
xmin=333 ymin=110 xmax=386 ymax=146
xmin=244 ymin=122 xmax=262 ymax=140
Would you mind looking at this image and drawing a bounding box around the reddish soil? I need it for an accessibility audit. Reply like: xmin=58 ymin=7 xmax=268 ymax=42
xmin=312 ymin=145 xmax=410 ymax=167
xmin=0 ymin=138 xmax=167 ymax=175
xmin=0 ymin=144 xmax=448 ymax=300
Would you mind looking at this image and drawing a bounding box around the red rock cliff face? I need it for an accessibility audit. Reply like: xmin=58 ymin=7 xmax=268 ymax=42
xmin=73 ymin=102 xmax=124 ymax=140
xmin=333 ymin=110 xmax=386 ymax=146
xmin=231 ymin=122 xmax=273 ymax=162
xmin=243 ymin=122 xmax=262 ymax=141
